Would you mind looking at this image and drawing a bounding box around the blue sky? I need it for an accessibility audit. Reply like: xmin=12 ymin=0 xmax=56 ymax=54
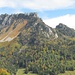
xmin=0 ymin=0 xmax=75 ymax=28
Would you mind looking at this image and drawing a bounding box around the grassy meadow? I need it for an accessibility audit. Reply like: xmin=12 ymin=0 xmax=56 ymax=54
xmin=16 ymin=69 xmax=75 ymax=75
xmin=58 ymin=70 xmax=75 ymax=75
xmin=16 ymin=69 xmax=37 ymax=75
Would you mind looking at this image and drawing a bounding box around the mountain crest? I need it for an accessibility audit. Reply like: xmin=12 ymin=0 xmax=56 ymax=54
xmin=0 ymin=13 xmax=57 ymax=42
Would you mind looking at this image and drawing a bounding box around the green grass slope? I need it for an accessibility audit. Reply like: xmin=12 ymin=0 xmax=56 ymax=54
xmin=16 ymin=69 xmax=37 ymax=75
xmin=58 ymin=71 xmax=75 ymax=75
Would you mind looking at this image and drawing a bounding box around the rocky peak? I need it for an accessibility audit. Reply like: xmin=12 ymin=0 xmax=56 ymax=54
xmin=56 ymin=23 xmax=75 ymax=37
xmin=0 ymin=13 xmax=58 ymax=42
xmin=0 ymin=12 xmax=38 ymax=28
xmin=56 ymin=23 xmax=67 ymax=29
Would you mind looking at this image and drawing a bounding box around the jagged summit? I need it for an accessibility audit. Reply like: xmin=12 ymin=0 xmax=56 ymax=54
xmin=0 ymin=13 xmax=38 ymax=42
xmin=0 ymin=12 xmax=38 ymax=28
xmin=1 ymin=13 xmax=75 ymax=43
xmin=0 ymin=13 xmax=57 ymax=42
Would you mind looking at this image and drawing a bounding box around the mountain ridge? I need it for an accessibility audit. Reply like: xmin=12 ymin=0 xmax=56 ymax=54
xmin=0 ymin=13 xmax=75 ymax=42
xmin=0 ymin=13 xmax=58 ymax=42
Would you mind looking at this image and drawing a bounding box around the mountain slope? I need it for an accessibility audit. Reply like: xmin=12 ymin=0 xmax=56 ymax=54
xmin=0 ymin=13 xmax=75 ymax=75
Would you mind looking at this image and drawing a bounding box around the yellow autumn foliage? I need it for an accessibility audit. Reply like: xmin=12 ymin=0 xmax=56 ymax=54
xmin=0 ymin=69 xmax=10 ymax=75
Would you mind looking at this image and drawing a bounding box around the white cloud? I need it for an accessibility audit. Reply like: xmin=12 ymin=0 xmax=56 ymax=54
xmin=0 ymin=0 xmax=75 ymax=11
xmin=0 ymin=0 xmax=16 ymax=8
xmin=43 ymin=14 xmax=75 ymax=29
